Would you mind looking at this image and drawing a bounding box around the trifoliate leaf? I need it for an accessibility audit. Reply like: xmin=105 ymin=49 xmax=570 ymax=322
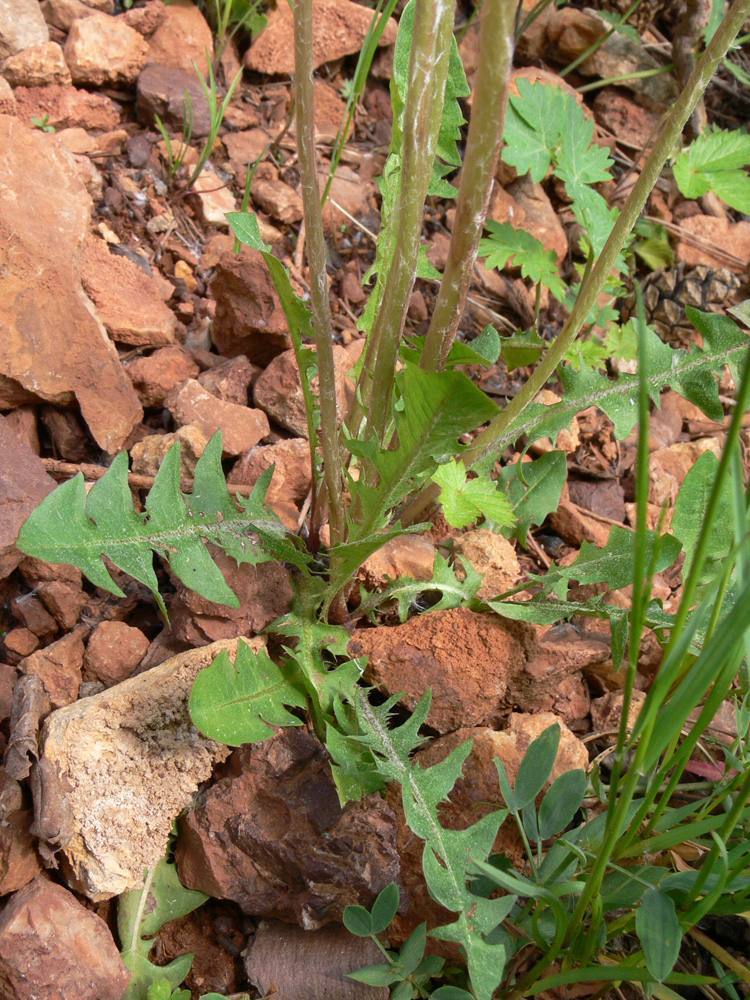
xmin=673 ymin=128 xmax=750 ymax=213
xmin=479 ymin=222 xmax=566 ymax=299
xmin=432 ymin=460 xmax=515 ymax=530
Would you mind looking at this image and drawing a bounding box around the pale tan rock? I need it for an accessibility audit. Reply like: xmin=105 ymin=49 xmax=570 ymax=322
xmin=676 ymin=215 xmax=750 ymax=274
xmin=136 ymin=62 xmax=212 ymax=137
xmin=253 ymin=346 xmax=351 ymax=438
xmin=245 ymin=0 xmax=397 ymax=74
xmin=454 ymin=529 xmax=520 ymax=599
xmin=130 ymin=424 xmax=209 ymax=477
xmin=146 ymin=0 xmax=213 ymax=76
xmin=224 ymin=127 xmax=274 ymax=174
xmin=80 ymin=234 xmax=177 ymax=347
xmin=534 ymin=390 xmax=580 ymax=453
xmin=0 ymin=0 xmax=49 ymax=60
xmin=229 ymin=437 xmax=311 ymax=505
xmin=165 ymin=378 xmax=270 ymax=456
xmin=41 ymin=0 xmax=114 ymax=31
xmin=36 ymin=638 xmax=251 ymax=898
xmin=1 ymin=41 xmax=71 ymax=87
xmin=64 ymin=11 xmax=149 ymax=87
xmin=649 ymin=437 xmax=724 ymax=506
xmin=188 ymin=165 xmax=237 ymax=228
xmin=319 ymin=162 xmax=370 ymax=232
xmin=0 ymin=877 xmax=129 ymax=999
xmin=360 ymin=536 xmax=437 ymax=591
xmin=507 ymin=177 xmax=568 ymax=263
xmin=20 ymin=630 xmax=85 ymax=708
xmin=0 ymin=117 xmax=142 ymax=452
xmin=251 ymin=167 xmax=303 ymax=225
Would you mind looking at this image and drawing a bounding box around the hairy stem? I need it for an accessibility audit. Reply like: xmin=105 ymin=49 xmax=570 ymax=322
xmin=401 ymin=0 xmax=750 ymax=526
xmin=419 ymin=0 xmax=517 ymax=373
xmin=293 ymin=0 xmax=345 ymax=547
xmin=356 ymin=0 xmax=455 ymax=446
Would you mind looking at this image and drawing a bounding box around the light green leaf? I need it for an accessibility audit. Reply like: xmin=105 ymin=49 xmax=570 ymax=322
xmin=672 ymin=450 xmax=733 ymax=588
xmin=673 ymin=128 xmax=750 ymax=212
xmin=119 ymin=854 xmax=208 ymax=1000
xmin=500 ymin=329 xmax=546 ymax=372
xmin=636 ymin=888 xmax=682 ymax=982
xmin=16 ymin=433 xmax=307 ymax=619
xmin=189 ymin=640 xmax=307 ymax=745
xmin=432 ymin=460 xmax=515 ymax=530
xmin=502 ymin=79 xmax=566 ymax=182
xmin=479 ymin=222 xmax=566 ymax=299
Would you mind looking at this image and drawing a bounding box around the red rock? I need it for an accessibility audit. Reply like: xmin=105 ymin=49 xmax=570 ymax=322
xmin=2 ymin=629 xmax=40 ymax=664
xmin=0 ymin=876 xmax=130 ymax=998
xmin=165 ymin=378 xmax=270 ymax=457
xmin=593 ymin=88 xmax=661 ymax=150
xmin=197 ymin=355 xmax=259 ymax=406
xmin=83 ymin=621 xmax=149 ymax=687
xmin=229 ymin=437 xmax=312 ymax=505
xmin=13 ymin=83 xmax=120 ymax=130
xmin=136 ymin=62 xmax=212 ymax=137
xmin=16 ymin=558 xmax=89 ymax=631
xmin=350 ymin=609 xmax=539 ymax=734
xmin=146 ymin=0 xmax=213 ymax=76
xmin=509 ymin=67 xmax=588 ymax=111
xmin=0 ymin=0 xmax=49 ymax=59
xmin=246 ymin=921 xmax=389 ymax=1000
xmin=0 ymin=118 xmax=142 ymax=452
xmin=224 ymin=128 xmax=275 ymax=175
xmin=454 ymin=530 xmax=520 ymax=600
xmin=210 ymin=249 xmax=293 ymax=364
xmin=245 ymin=0 xmax=397 ymax=74
xmin=0 ymin=414 xmax=57 ymax=579
xmin=319 ymin=162 xmax=371 ymax=232
xmin=359 ymin=535 xmax=437 ymax=591
xmin=176 ymin=729 xmax=401 ymax=927
xmin=1 ymin=41 xmax=71 ymax=87
xmin=21 ymin=630 xmax=85 ymax=708
xmin=544 ymin=7 xmax=606 ymax=64
xmin=2 ymin=407 xmax=39 ymax=455
xmin=64 ymin=11 xmax=149 ymax=86
xmin=312 ymin=79 xmax=349 ymax=138
xmin=0 ymin=801 xmax=42 ymax=895
xmin=676 ymin=215 xmax=750 ymax=273
xmin=122 ymin=0 xmax=166 ymax=36
xmin=125 ymin=346 xmax=200 ymax=408
xmin=253 ymin=345 xmax=351 ymax=438
xmin=80 ymin=235 xmax=177 ymax=347
xmin=169 ymin=548 xmax=292 ymax=645
xmin=506 ymin=176 xmax=568 ymax=263
xmin=10 ymin=595 xmax=58 ymax=638
xmin=39 ymin=407 xmax=89 ymax=462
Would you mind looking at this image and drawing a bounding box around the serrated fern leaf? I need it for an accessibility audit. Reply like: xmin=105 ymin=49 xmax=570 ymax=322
xmin=479 ymin=221 xmax=565 ymax=299
xmin=189 ymin=640 xmax=307 ymax=745
xmin=17 ymin=432 xmax=309 ymax=618
xmin=477 ymin=310 xmax=750 ymax=461
xmin=356 ymin=693 xmax=508 ymax=1000
xmin=358 ymin=552 xmax=484 ymax=623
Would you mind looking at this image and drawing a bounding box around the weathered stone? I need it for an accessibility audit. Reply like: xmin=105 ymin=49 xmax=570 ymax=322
xmin=0 ymin=666 xmax=15 ymax=723
xmin=593 ymin=88 xmax=661 ymax=150
xmin=36 ymin=638 xmax=246 ymax=898
xmin=319 ymin=162 xmax=370 ymax=232
xmin=454 ymin=529 xmax=520 ymax=600
xmin=210 ymin=249 xmax=292 ymax=364
xmin=136 ymin=62 xmax=212 ymax=137
xmin=18 ymin=559 xmax=88 ymax=631
xmin=2 ymin=629 xmax=39 ymax=665
xmin=125 ymin=345 xmax=200 ymax=407
xmin=0 ymin=790 xmax=42 ymax=895
xmin=350 ymin=609 xmax=539 ymax=734
xmin=0 ymin=0 xmax=49 ymax=60
xmin=21 ymin=630 xmax=85 ymax=708
xmin=649 ymin=437 xmax=724 ymax=506
xmin=80 ymin=234 xmax=177 ymax=347
xmin=0 ymin=876 xmax=130 ymax=998
xmin=169 ymin=548 xmax=292 ymax=645
xmin=1 ymin=41 xmax=71 ymax=87
xmin=0 ymin=117 xmax=142 ymax=452
xmin=10 ymin=594 xmax=58 ymax=638
xmin=165 ymin=378 xmax=270 ymax=457
xmin=64 ymin=11 xmax=149 ymax=87
xmin=2 ymin=406 xmax=39 ymax=454
xmin=359 ymin=536 xmax=437 ymax=591
xmin=83 ymin=621 xmax=149 ymax=687
xmin=253 ymin=345 xmax=351 ymax=438
xmin=188 ymin=164 xmax=237 ymax=228
xmin=0 ymin=77 xmax=15 ymax=115
xmin=146 ymin=0 xmax=213 ymax=76
xmin=197 ymin=355 xmax=259 ymax=406
xmin=39 ymin=407 xmax=89 ymax=463
xmin=176 ymin=728 xmax=401 ymax=928
xmin=41 ymin=0 xmax=115 ymax=32
xmin=675 ymin=215 xmax=750 ymax=273
xmin=246 ymin=921 xmax=389 ymax=1000
xmin=130 ymin=424 xmax=209 ymax=478
xmin=545 ymin=7 xmax=606 ymax=64
xmin=13 ymin=83 xmax=120 ymax=130
xmin=223 ymin=127 xmax=275 ymax=174
xmin=229 ymin=437 xmax=311 ymax=506
xmin=251 ymin=168 xmax=304 ymax=224
xmin=0 ymin=415 xmax=56 ymax=579
xmin=245 ymin=0 xmax=397 ymax=74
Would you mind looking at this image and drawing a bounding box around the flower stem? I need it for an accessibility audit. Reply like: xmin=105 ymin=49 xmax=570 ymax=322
xmin=419 ymin=0 xmax=517 ymax=373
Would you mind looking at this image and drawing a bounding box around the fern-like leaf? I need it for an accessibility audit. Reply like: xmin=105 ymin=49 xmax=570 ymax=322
xmin=357 ymin=552 xmax=484 ymax=624
xmin=17 ymin=432 xmax=310 ymax=617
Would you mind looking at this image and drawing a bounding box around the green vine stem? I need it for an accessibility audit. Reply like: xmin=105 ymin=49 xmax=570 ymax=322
xmin=293 ymin=0 xmax=345 ymax=548
xmin=355 ymin=0 xmax=455 ymax=446
xmin=419 ymin=0 xmax=517 ymax=374
xmin=401 ymin=0 xmax=750 ymax=527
